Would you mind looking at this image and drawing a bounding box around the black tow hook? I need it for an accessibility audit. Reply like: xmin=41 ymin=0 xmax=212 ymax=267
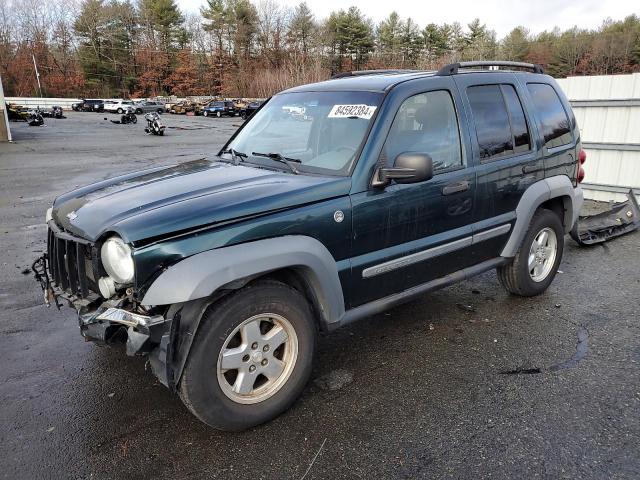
xmin=32 ymin=254 xmax=61 ymax=309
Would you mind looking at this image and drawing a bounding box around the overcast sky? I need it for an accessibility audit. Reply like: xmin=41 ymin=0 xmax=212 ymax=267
xmin=176 ymin=0 xmax=639 ymax=37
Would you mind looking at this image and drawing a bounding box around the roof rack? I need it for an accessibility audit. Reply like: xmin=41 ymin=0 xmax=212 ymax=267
xmin=436 ymin=61 xmax=545 ymax=76
xmin=331 ymin=69 xmax=417 ymax=79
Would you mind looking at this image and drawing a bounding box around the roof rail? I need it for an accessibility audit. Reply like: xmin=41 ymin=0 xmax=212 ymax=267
xmin=436 ymin=61 xmax=545 ymax=76
xmin=331 ymin=69 xmax=417 ymax=79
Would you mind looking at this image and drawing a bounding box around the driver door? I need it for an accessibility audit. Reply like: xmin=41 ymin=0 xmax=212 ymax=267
xmin=349 ymin=81 xmax=478 ymax=307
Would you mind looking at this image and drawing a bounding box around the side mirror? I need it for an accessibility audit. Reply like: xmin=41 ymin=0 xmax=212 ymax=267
xmin=376 ymin=152 xmax=434 ymax=186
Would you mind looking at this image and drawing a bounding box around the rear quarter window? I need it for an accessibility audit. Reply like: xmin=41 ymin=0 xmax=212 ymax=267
xmin=526 ymin=83 xmax=573 ymax=149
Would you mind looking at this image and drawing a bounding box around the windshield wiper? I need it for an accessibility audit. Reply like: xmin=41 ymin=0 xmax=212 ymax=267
xmin=220 ymin=148 xmax=248 ymax=165
xmin=251 ymin=152 xmax=301 ymax=174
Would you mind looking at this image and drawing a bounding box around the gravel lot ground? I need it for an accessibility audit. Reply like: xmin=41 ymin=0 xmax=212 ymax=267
xmin=1 ymin=112 xmax=639 ymax=480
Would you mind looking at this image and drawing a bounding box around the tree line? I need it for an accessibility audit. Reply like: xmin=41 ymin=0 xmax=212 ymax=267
xmin=1 ymin=0 xmax=639 ymax=99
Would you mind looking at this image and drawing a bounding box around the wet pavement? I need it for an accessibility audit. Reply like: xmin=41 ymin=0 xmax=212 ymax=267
xmin=1 ymin=113 xmax=639 ymax=479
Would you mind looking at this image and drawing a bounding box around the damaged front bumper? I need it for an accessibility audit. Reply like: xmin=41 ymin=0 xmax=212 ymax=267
xmin=79 ymin=304 xmax=174 ymax=388
xmin=32 ymin=247 xmax=176 ymax=389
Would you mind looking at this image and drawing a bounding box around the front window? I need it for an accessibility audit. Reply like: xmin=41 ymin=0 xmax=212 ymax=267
xmin=382 ymin=90 xmax=463 ymax=173
xmin=224 ymin=91 xmax=383 ymax=175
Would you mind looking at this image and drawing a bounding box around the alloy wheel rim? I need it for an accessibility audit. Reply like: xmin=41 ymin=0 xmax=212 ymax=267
xmin=528 ymin=227 xmax=558 ymax=282
xmin=217 ymin=313 xmax=298 ymax=404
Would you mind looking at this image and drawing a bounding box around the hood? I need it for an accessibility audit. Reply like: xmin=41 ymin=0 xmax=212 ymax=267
xmin=52 ymin=159 xmax=351 ymax=243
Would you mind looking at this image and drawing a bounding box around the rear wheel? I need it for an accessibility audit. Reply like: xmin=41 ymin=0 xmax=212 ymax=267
xmin=216 ymin=110 xmax=222 ymax=118
xmin=117 ymin=108 xmax=123 ymax=114
xmin=498 ymin=209 xmax=564 ymax=296
xmin=203 ymin=110 xmax=208 ymax=117
xmin=179 ymin=280 xmax=316 ymax=431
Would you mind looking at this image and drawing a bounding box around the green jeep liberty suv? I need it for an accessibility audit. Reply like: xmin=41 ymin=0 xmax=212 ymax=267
xmin=34 ymin=61 xmax=585 ymax=430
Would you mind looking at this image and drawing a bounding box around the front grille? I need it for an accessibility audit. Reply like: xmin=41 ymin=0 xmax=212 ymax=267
xmin=47 ymin=224 xmax=97 ymax=299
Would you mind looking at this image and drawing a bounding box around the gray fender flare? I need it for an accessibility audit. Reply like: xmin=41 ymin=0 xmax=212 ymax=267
xmin=501 ymin=176 xmax=584 ymax=257
xmin=141 ymin=235 xmax=345 ymax=325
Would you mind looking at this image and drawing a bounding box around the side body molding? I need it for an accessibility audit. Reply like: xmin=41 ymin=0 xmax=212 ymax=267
xmin=501 ymin=175 xmax=584 ymax=257
xmin=141 ymin=235 xmax=346 ymax=325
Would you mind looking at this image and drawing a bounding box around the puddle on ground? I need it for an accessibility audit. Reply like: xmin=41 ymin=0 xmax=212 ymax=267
xmin=499 ymin=326 xmax=589 ymax=375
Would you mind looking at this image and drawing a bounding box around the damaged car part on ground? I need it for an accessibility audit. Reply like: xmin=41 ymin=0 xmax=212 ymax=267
xmin=33 ymin=62 xmax=586 ymax=431
xmin=570 ymin=189 xmax=640 ymax=245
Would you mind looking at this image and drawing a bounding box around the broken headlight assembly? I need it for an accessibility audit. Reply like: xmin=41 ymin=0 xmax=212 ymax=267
xmin=100 ymin=236 xmax=134 ymax=297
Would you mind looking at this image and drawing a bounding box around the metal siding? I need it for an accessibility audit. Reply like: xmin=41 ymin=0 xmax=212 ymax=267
xmin=556 ymin=73 xmax=640 ymax=203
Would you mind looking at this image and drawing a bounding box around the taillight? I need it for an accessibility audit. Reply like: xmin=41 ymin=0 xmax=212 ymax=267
xmin=578 ymin=149 xmax=587 ymax=164
xmin=576 ymin=149 xmax=586 ymax=184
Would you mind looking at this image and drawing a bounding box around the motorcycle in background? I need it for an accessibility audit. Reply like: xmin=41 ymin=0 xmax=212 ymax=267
xmin=121 ymin=106 xmax=137 ymax=124
xmin=144 ymin=112 xmax=165 ymax=136
xmin=27 ymin=107 xmax=44 ymax=126
xmin=42 ymin=106 xmax=66 ymax=119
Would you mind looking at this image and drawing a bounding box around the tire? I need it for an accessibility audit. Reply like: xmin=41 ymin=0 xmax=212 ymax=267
xmin=203 ymin=111 xmax=208 ymax=117
xmin=117 ymin=108 xmax=123 ymax=114
xmin=120 ymin=115 xmax=126 ymax=124
xmin=179 ymin=280 xmax=316 ymax=431
xmin=131 ymin=115 xmax=137 ymax=124
xmin=216 ymin=111 xmax=221 ymax=118
xmin=497 ymin=208 xmax=564 ymax=297
xmin=136 ymin=108 xmax=142 ymax=114
xmin=157 ymin=109 xmax=163 ymax=114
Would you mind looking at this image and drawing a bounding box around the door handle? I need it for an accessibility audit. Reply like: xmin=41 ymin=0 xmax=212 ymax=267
xmin=442 ymin=181 xmax=470 ymax=196
xmin=522 ymin=164 xmax=536 ymax=174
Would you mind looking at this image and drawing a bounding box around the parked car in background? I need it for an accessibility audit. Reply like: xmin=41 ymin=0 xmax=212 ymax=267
xmin=6 ymin=102 xmax=29 ymax=121
xmin=72 ymin=99 xmax=104 ymax=112
xmin=104 ymin=100 xmax=135 ymax=114
xmin=171 ymin=101 xmax=198 ymax=114
xmin=241 ymin=100 xmax=263 ymax=119
xmin=134 ymin=101 xmax=165 ymax=114
xmin=203 ymin=100 xmax=236 ymax=117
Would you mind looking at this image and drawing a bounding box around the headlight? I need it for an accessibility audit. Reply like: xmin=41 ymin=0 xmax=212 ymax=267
xmin=45 ymin=207 xmax=53 ymax=223
xmin=101 ymin=236 xmax=134 ymax=284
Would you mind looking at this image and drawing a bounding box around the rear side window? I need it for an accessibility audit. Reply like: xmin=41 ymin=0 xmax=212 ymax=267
xmin=383 ymin=90 xmax=463 ymax=173
xmin=526 ymin=83 xmax=572 ymax=149
xmin=502 ymin=85 xmax=530 ymax=154
xmin=467 ymin=85 xmax=513 ymax=160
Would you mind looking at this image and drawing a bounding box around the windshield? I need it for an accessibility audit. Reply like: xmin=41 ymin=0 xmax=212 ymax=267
xmin=224 ymin=91 xmax=383 ymax=175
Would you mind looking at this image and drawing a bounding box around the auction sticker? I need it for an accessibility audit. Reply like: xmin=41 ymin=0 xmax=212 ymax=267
xmin=328 ymin=104 xmax=377 ymax=119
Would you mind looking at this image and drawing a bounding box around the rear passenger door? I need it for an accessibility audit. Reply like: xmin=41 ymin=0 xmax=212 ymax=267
xmin=455 ymin=73 xmax=544 ymax=260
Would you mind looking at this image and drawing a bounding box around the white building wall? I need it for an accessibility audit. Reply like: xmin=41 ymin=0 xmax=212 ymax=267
xmin=556 ymin=73 xmax=640 ymax=203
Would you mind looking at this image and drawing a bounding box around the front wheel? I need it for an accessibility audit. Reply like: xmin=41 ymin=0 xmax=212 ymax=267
xmin=216 ymin=111 xmax=221 ymax=118
xmin=497 ymin=209 xmax=564 ymax=296
xmin=203 ymin=110 xmax=208 ymax=117
xmin=179 ymin=280 xmax=316 ymax=431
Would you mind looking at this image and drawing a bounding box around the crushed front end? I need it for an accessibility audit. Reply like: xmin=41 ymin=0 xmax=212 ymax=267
xmin=32 ymin=220 xmax=174 ymax=387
